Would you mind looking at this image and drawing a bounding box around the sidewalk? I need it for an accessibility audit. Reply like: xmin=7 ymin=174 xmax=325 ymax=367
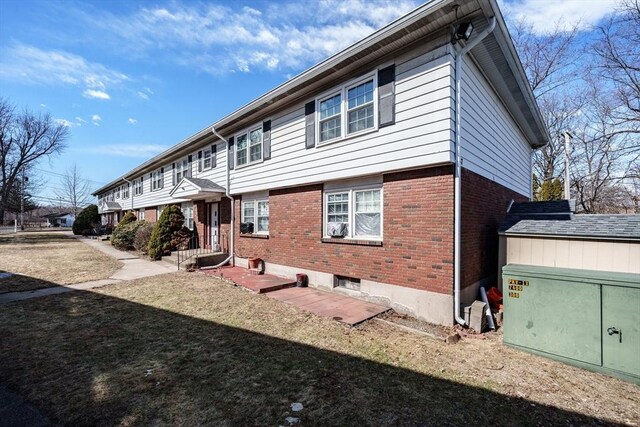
xmin=0 ymin=238 xmax=177 ymax=304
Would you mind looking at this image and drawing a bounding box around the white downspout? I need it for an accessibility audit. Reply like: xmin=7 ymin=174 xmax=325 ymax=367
xmin=454 ymin=16 xmax=496 ymax=325
xmin=210 ymin=126 xmax=235 ymax=267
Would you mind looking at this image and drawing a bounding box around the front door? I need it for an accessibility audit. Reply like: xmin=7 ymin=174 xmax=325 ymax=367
xmin=210 ymin=203 xmax=219 ymax=251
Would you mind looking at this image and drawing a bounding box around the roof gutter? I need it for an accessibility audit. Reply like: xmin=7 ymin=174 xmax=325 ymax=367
xmin=91 ymin=0 xmax=453 ymax=196
xmin=453 ymin=16 xmax=497 ymax=326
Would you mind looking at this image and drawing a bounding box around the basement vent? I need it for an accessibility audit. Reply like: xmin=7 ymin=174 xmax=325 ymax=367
xmin=334 ymin=275 xmax=361 ymax=291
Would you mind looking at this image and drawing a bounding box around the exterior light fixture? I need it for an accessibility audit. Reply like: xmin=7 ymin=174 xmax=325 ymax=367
xmin=455 ymin=22 xmax=474 ymax=41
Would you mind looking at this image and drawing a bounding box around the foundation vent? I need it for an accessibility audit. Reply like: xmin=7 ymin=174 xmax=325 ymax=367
xmin=334 ymin=275 xmax=361 ymax=291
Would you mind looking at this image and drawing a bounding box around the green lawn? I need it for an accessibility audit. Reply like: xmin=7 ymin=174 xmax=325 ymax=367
xmin=0 ymin=272 xmax=637 ymax=426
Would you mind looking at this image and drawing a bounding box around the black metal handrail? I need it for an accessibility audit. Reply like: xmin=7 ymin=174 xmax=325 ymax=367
xmin=176 ymin=233 xmax=219 ymax=270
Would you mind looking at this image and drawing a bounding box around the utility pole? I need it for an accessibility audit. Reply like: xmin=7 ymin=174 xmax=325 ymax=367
xmin=20 ymin=168 xmax=25 ymax=230
xmin=563 ymin=131 xmax=572 ymax=200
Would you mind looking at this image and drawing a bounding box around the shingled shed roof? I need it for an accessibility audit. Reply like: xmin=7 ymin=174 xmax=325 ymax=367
xmin=504 ymin=215 xmax=640 ymax=241
xmin=499 ymin=200 xmax=574 ymax=233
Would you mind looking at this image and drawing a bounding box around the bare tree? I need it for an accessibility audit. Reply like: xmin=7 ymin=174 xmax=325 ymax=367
xmin=509 ymin=20 xmax=583 ymax=181
xmin=56 ymin=164 xmax=92 ymax=216
xmin=0 ymin=98 xmax=68 ymax=222
xmin=593 ymin=0 xmax=640 ymax=132
xmin=570 ymin=81 xmax=639 ymax=213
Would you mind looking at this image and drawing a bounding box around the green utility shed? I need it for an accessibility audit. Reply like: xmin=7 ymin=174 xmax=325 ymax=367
xmin=499 ymin=202 xmax=640 ymax=383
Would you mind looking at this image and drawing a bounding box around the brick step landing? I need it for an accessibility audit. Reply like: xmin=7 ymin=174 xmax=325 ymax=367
xmin=203 ymin=266 xmax=296 ymax=294
xmin=267 ymin=287 xmax=389 ymax=326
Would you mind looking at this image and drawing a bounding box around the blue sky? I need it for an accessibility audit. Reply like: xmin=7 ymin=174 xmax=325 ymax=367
xmin=0 ymin=0 xmax=616 ymax=204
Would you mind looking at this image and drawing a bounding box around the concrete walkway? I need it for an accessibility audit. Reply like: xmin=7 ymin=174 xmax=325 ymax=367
xmin=0 ymin=238 xmax=176 ymax=304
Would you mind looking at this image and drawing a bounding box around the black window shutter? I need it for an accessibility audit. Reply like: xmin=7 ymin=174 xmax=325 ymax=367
xmin=141 ymin=176 xmax=143 ymax=194
xmin=187 ymin=155 xmax=192 ymax=177
xmin=378 ymin=65 xmax=396 ymax=128
xmin=211 ymin=144 xmax=217 ymax=168
xmin=305 ymin=101 xmax=315 ymax=149
xmin=262 ymin=120 xmax=271 ymax=160
xmin=228 ymin=136 xmax=235 ymax=170
xmin=198 ymin=150 xmax=203 ymax=172
xmin=172 ymin=162 xmax=176 ymax=185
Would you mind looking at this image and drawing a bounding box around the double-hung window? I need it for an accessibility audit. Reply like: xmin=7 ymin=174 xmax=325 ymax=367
xmin=182 ymin=202 xmax=194 ymax=230
xmin=199 ymin=148 xmax=213 ymax=171
xmin=319 ymin=94 xmax=342 ymax=142
xmin=122 ymin=184 xmax=129 ymax=199
xmin=236 ymin=127 xmax=262 ymax=167
xmin=115 ymin=186 xmax=121 ymax=199
xmin=152 ymin=169 xmax=163 ymax=192
xmin=241 ymin=199 xmax=269 ymax=234
xmin=324 ymin=187 xmax=382 ymax=239
xmin=317 ymin=74 xmax=376 ymax=145
xmin=175 ymin=158 xmax=190 ymax=183
xmin=134 ymin=178 xmax=143 ymax=196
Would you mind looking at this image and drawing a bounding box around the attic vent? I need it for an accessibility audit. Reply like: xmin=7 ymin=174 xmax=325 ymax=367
xmin=334 ymin=275 xmax=361 ymax=291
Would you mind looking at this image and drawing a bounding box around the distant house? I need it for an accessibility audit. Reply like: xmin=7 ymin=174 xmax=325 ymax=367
xmin=43 ymin=213 xmax=75 ymax=227
xmin=92 ymin=0 xmax=549 ymax=325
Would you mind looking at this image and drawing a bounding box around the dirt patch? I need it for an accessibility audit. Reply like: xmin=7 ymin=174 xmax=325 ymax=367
xmin=0 ymin=232 xmax=121 ymax=293
xmin=0 ymin=272 xmax=636 ymax=426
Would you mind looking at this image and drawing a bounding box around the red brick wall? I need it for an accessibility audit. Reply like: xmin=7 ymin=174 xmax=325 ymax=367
xmin=460 ymin=169 xmax=528 ymax=289
xmin=193 ymin=201 xmax=207 ymax=248
xmin=234 ymin=166 xmax=455 ymax=295
xmin=145 ymin=207 xmax=157 ymax=223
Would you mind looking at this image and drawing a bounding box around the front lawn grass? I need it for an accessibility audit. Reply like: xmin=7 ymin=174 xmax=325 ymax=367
xmin=0 ymin=232 xmax=121 ymax=293
xmin=0 ymin=272 xmax=637 ymax=426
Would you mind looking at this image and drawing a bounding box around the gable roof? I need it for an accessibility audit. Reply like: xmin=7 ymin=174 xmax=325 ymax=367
xmin=93 ymin=0 xmax=548 ymax=196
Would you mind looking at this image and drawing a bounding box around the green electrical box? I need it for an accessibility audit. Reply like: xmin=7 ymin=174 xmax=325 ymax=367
xmin=503 ymin=264 xmax=640 ymax=384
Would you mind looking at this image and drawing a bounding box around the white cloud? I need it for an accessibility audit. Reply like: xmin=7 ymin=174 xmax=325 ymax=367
xmin=91 ymin=114 xmax=102 ymax=126
xmin=55 ymin=118 xmax=77 ymax=128
xmin=0 ymin=43 xmax=128 ymax=98
xmin=499 ymin=0 xmax=618 ymax=34
xmin=40 ymin=103 xmax=47 ymax=108
xmin=83 ymin=89 xmax=111 ymax=100
xmin=137 ymin=91 xmax=149 ymax=100
xmin=77 ymin=0 xmax=419 ymax=74
xmin=75 ymin=117 xmax=86 ymax=123
xmin=128 ymin=118 xmax=137 ymax=124
xmin=87 ymin=144 xmax=168 ymax=158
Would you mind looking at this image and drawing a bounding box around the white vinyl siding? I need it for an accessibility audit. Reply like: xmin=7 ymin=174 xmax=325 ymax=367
xmin=460 ymin=56 xmax=533 ymax=196
xmin=231 ymin=42 xmax=456 ymax=194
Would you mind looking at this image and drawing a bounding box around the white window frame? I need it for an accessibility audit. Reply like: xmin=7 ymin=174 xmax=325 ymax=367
xmin=115 ymin=186 xmax=121 ymax=199
xmin=138 ymin=209 xmax=145 ymax=220
xmin=182 ymin=202 xmax=194 ymax=230
xmin=241 ymin=198 xmax=269 ymax=234
xmin=151 ymin=169 xmax=164 ymax=192
xmin=315 ymin=72 xmax=378 ymax=146
xmin=323 ymin=186 xmax=383 ymax=240
xmin=199 ymin=147 xmax=213 ymax=172
xmin=122 ymin=183 xmax=130 ymax=199
xmin=174 ymin=157 xmax=190 ymax=183
xmin=134 ymin=178 xmax=143 ymax=196
xmin=235 ymin=125 xmax=263 ymax=168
